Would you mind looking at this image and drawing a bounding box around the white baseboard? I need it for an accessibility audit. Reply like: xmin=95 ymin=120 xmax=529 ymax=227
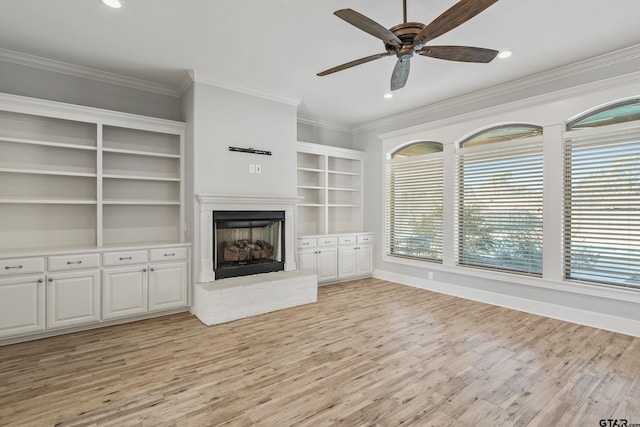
xmin=373 ymin=269 xmax=640 ymax=338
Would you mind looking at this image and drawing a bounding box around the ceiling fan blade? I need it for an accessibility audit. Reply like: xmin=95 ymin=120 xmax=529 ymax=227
xmin=413 ymin=0 xmax=499 ymax=48
xmin=417 ymin=45 xmax=499 ymax=63
xmin=390 ymin=58 xmax=411 ymax=91
xmin=317 ymin=52 xmax=393 ymax=76
xmin=335 ymin=9 xmax=402 ymax=48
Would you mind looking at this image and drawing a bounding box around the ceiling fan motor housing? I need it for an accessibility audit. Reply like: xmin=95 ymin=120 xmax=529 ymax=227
xmin=385 ymin=22 xmax=426 ymax=58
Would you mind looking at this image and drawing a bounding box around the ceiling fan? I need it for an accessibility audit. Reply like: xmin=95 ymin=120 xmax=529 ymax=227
xmin=317 ymin=0 xmax=500 ymax=91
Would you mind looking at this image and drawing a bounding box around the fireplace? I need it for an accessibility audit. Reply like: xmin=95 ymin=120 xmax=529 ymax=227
xmin=195 ymin=194 xmax=299 ymax=283
xmin=213 ymin=210 xmax=285 ymax=279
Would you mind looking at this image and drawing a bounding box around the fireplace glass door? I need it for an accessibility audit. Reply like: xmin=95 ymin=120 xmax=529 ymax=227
xmin=213 ymin=211 xmax=285 ymax=279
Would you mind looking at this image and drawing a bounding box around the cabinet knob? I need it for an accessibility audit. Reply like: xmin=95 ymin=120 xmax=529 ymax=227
xmin=48 ymin=278 xmax=54 ymax=282
xmin=37 ymin=279 xmax=44 ymax=283
xmin=150 ymin=268 xmax=155 ymax=272
xmin=143 ymin=268 xmax=147 ymax=273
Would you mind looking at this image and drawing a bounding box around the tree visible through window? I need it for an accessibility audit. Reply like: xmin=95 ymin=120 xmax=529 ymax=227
xmin=457 ymin=125 xmax=544 ymax=275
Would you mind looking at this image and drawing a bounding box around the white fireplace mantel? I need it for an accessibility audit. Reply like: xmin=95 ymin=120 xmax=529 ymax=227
xmin=195 ymin=193 xmax=301 ymax=283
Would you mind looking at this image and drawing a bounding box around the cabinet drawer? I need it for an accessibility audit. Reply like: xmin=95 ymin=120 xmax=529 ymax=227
xmin=357 ymin=234 xmax=374 ymax=244
xmin=48 ymin=253 xmax=100 ymax=272
xmin=298 ymin=238 xmax=317 ymax=249
xmin=149 ymin=247 xmax=188 ymax=262
xmin=338 ymin=235 xmax=357 ymax=245
xmin=103 ymin=250 xmax=148 ymax=267
xmin=318 ymin=236 xmax=338 ymax=247
xmin=0 ymin=257 xmax=45 ymax=277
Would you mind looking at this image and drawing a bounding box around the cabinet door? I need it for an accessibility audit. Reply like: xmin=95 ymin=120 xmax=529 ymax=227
xmin=297 ymin=249 xmax=318 ymax=275
xmin=47 ymin=270 xmax=100 ymax=329
xmin=103 ymin=266 xmax=148 ymax=320
xmin=0 ymin=275 xmax=45 ymax=338
xmin=338 ymin=246 xmax=357 ymax=279
xmin=317 ymin=247 xmax=338 ymax=282
xmin=149 ymin=262 xmax=188 ymax=312
xmin=356 ymin=245 xmax=374 ymax=276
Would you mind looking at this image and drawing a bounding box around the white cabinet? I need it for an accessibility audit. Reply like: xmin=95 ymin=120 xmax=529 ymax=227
xmin=297 ymin=238 xmax=338 ymax=283
xmin=337 ymin=234 xmax=374 ymax=280
xmin=46 ymin=270 xmax=100 ymax=329
xmin=0 ymin=274 xmax=45 ymax=338
xmin=103 ymin=265 xmax=149 ymax=320
xmin=297 ymin=142 xmax=363 ymax=235
xmin=103 ymin=246 xmax=188 ymax=319
xmin=356 ymin=244 xmax=374 ymax=276
xmin=149 ymin=262 xmax=188 ymax=311
xmin=298 ymin=233 xmax=373 ymax=284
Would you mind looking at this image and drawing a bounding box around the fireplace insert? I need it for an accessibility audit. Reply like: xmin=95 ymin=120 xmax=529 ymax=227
xmin=213 ymin=210 xmax=285 ymax=279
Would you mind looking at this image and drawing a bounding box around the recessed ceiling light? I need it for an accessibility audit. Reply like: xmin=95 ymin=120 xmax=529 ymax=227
xmin=384 ymin=93 xmax=393 ymax=99
xmin=101 ymin=0 xmax=122 ymax=8
xmin=498 ymin=50 xmax=513 ymax=59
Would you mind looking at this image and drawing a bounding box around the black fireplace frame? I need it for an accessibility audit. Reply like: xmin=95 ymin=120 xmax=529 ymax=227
xmin=213 ymin=210 xmax=285 ymax=280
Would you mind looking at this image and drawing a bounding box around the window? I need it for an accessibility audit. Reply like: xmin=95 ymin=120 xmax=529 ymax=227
xmin=564 ymin=99 xmax=640 ymax=289
xmin=386 ymin=141 xmax=443 ymax=262
xmin=456 ymin=125 xmax=544 ymax=275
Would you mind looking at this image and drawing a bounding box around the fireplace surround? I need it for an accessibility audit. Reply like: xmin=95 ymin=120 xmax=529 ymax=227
xmin=195 ymin=194 xmax=299 ymax=283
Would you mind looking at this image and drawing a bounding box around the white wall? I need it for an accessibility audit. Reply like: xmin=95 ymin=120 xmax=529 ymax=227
xmin=0 ymin=61 xmax=182 ymax=121
xmin=187 ymin=81 xmax=298 ymax=286
xmin=353 ymin=69 xmax=640 ymax=337
xmin=297 ymin=121 xmax=353 ymax=149
xmin=191 ymin=83 xmax=297 ymax=197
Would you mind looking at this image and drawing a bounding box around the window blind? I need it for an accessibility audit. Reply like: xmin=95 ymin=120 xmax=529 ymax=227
xmin=456 ymin=138 xmax=543 ymax=275
xmin=564 ymin=126 xmax=640 ymax=289
xmin=386 ymin=153 xmax=443 ymax=262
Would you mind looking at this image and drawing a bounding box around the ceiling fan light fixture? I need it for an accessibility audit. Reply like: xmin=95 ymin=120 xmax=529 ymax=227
xmin=498 ymin=50 xmax=513 ymax=59
xmin=101 ymin=0 xmax=122 ymax=9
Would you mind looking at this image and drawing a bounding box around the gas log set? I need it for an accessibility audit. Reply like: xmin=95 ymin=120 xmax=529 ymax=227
xmin=223 ymin=239 xmax=274 ymax=262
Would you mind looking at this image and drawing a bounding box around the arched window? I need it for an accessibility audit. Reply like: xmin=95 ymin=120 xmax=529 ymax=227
xmin=461 ymin=124 xmax=543 ymax=147
xmin=386 ymin=141 xmax=444 ymax=262
xmin=564 ymin=98 xmax=640 ymax=289
xmin=567 ymin=97 xmax=640 ymax=130
xmin=457 ymin=124 xmax=544 ymax=275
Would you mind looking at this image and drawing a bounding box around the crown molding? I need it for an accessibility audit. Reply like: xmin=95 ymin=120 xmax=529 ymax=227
xmin=189 ymin=70 xmax=301 ymax=107
xmin=0 ymin=48 xmax=180 ymax=98
xmin=377 ymin=69 xmax=640 ymax=142
xmin=355 ymin=43 xmax=640 ymax=134
xmin=296 ymin=116 xmax=353 ymax=133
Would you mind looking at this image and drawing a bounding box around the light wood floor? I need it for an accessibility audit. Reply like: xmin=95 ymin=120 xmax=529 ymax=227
xmin=1 ymin=278 xmax=639 ymax=426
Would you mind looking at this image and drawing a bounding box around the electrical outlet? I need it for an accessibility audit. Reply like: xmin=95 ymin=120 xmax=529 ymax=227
xmin=255 ymin=164 xmax=262 ymax=174
xmin=249 ymin=164 xmax=255 ymax=173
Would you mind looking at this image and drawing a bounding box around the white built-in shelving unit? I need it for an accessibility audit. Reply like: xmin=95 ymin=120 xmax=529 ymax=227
xmin=296 ymin=141 xmax=363 ymax=235
xmin=0 ymin=93 xmax=189 ymax=344
xmin=0 ymin=95 xmax=185 ymax=251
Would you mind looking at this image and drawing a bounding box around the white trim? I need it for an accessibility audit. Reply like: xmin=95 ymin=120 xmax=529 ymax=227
xmin=373 ymin=269 xmax=640 ymax=338
xmin=189 ymin=70 xmax=301 ymax=107
xmin=297 ymin=116 xmax=353 ymax=134
xmin=379 ymin=253 xmax=640 ymax=304
xmin=0 ymin=92 xmax=185 ymax=133
xmin=359 ymin=44 xmax=640 ymax=135
xmin=0 ymin=48 xmax=179 ymax=97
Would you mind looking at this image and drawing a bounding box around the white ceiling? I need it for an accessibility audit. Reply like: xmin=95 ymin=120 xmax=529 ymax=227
xmin=1 ymin=1 xmax=640 ymax=128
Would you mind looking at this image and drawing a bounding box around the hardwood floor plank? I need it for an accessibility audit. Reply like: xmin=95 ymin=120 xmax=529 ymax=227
xmin=0 ymin=278 xmax=639 ymax=426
